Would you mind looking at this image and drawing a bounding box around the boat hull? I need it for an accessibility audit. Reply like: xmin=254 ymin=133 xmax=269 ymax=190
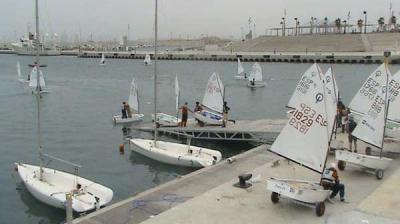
xmin=193 ymin=110 xmax=223 ymax=125
xmin=335 ymin=150 xmax=392 ymax=170
xmin=113 ymin=113 xmax=144 ymax=124
xmin=234 ymin=75 xmax=246 ymax=80
xmin=267 ymin=178 xmax=330 ymax=204
xmin=14 ymin=163 xmax=113 ymax=213
xmin=247 ymin=81 xmax=266 ymax=88
xmin=152 ymin=113 xmax=180 ymax=127
xmin=129 ymin=139 xmax=222 ymax=168
xmin=12 ymin=44 xmax=61 ymax=56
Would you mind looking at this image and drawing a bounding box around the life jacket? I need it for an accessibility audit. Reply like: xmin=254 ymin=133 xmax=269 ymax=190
xmin=321 ymin=169 xmax=335 ymax=185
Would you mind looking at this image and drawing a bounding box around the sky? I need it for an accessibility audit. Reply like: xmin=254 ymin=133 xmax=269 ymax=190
xmin=1 ymin=0 xmax=398 ymax=42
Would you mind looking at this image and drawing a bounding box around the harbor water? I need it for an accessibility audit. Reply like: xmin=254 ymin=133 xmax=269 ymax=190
xmin=0 ymin=54 xmax=398 ymax=224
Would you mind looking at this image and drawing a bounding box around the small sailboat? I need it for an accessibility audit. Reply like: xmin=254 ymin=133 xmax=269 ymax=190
xmin=113 ymin=78 xmax=144 ymax=124
xmin=247 ymin=62 xmax=266 ymax=88
xmin=130 ymin=0 xmax=222 ymax=168
xmin=234 ymin=58 xmax=246 ymax=80
xmin=267 ymin=63 xmax=332 ymax=216
xmin=152 ymin=75 xmax=181 ymax=127
xmin=99 ymin=53 xmax=106 ymax=66
xmin=193 ymin=72 xmax=225 ymax=125
xmin=15 ymin=0 xmax=113 ymax=213
xmin=336 ymin=55 xmax=393 ymax=179
xmin=144 ymin=54 xmax=152 ymax=65
xmin=17 ymin=62 xmax=29 ymax=83
xmin=28 ymin=66 xmax=48 ymax=93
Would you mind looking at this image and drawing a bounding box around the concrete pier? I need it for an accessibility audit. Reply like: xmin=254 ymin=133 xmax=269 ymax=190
xmin=74 ymin=133 xmax=400 ymax=224
xmin=77 ymin=50 xmax=400 ymax=64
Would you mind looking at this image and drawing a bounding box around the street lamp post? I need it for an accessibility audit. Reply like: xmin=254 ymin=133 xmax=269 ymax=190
xmin=363 ymin=11 xmax=367 ymax=34
xmin=294 ymin=18 xmax=298 ymax=36
xmin=280 ymin=21 xmax=284 ymax=36
xmin=324 ymin=17 xmax=328 ymax=35
xmin=343 ymin=20 xmax=347 ymax=34
xmin=282 ymin=17 xmax=286 ymax=36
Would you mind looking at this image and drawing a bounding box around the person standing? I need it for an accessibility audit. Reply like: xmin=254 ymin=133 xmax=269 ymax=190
xmin=347 ymin=115 xmax=358 ymax=152
xmin=194 ymin=101 xmax=204 ymax=126
xmin=121 ymin=102 xmax=127 ymax=119
xmin=321 ymin=163 xmax=346 ymax=202
xmin=125 ymin=102 xmax=132 ymax=118
xmin=222 ymin=101 xmax=230 ymax=127
xmin=180 ymin=102 xmax=189 ymax=127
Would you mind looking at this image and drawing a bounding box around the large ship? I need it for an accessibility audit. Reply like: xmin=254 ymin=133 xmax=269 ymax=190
xmin=12 ymin=33 xmax=61 ymax=56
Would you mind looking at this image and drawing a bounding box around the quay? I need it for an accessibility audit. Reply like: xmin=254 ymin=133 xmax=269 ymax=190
xmin=134 ymin=119 xmax=287 ymax=143
xmin=74 ymin=133 xmax=400 ymax=224
xmin=77 ymin=50 xmax=400 ymax=64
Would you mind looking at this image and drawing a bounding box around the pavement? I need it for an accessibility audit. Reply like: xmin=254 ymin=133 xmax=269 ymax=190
xmin=75 ymin=133 xmax=400 ymax=224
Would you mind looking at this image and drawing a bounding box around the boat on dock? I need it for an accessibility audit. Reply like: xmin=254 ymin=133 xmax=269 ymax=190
xmin=267 ymin=63 xmax=332 ymax=216
xmin=193 ymin=72 xmax=225 ymax=125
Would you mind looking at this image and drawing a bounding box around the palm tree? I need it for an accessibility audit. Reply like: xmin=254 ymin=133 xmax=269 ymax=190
xmin=378 ymin=17 xmax=385 ymax=32
xmin=335 ymin=18 xmax=341 ymax=33
xmin=391 ymin=16 xmax=397 ymax=26
xmin=357 ymin=19 xmax=363 ymax=33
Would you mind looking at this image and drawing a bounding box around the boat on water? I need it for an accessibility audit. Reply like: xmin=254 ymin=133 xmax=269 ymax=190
xmin=14 ymin=0 xmax=113 ymax=213
xmin=144 ymin=54 xmax=152 ymax=65
xmin=28 ymin=66 xmax=48 ymax=93
xmin=152 ymin=75 xmax=181 ymax=127
xmin=266 ymin=63 xmax=332 ymax=216
xmin=17 ymin=61 xmax=29 ymax=83
xmin=193 ymin=72 xmax=225 ymax=125
xmin=113 ymin=78 xmax=144 ymax=124
xmin=99 ymin=53 xmax=106 ymax=66
xmin=247 ymin=62 xmax=266 ymax=88
xmin=130 ymin=0 xmax=222 ymax=168
xmin=234 ymin=58 xmax=246 ymax=80
xmin=12 ymin=34 xmax=61 ymax=56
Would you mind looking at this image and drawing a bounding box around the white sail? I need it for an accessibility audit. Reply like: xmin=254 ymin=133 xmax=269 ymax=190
xmin=175 ymin=75 xmax=180 ymax=113
xmin=349 ymin=63 xmax=388 ymax=115
xmin=287 ymin=63 xmax=322 ymax=109
xmin=387 ymin=70 xmax=400 ymax=123
xmin=17 ymin=62 xmax=22 ymax=79
xmin=202 ymin=72 xmax=224 ymax=113
xmin=144 ymin=54 xmax=152 ymax=64
xmin=237 ymin=58 xmax=244 ymax=75
xmin=271 ymin=67 xmax=329 ymax=173
xmin=100 ymin=53 xmax=105 ymax=65
xmin=128 ymin=78 xmax=139 ymax=112
xmin=352 ymin=66 xmax=389 ymax=148
xmin=324 ymin=67 xmax=339 ymax=136
xmin=28 ymin=67 xmax=45 ymax=88
xmin=248 ymin=62 xmax=263 ymax=81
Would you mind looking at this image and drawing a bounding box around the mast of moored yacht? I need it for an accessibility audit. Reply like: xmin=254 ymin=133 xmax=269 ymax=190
xmin=34 ymin=0 xmax=44 ymax=179
xmin=153 ymin=0 xmax=158 ymax=143
xmin=381 ymin=51 xmax=391 ymax=158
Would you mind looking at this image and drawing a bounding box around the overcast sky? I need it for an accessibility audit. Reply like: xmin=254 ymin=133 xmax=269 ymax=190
xmin=1 ymin=0 xmax=398 ymax=41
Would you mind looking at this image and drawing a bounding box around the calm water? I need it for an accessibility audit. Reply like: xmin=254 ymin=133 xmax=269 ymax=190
xmin=0 ymin=54 xmax=398 ymax=223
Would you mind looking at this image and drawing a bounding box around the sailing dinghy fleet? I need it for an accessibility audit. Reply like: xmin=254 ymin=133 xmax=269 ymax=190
xmin=113 ymin=78 xmax=144 ymax=124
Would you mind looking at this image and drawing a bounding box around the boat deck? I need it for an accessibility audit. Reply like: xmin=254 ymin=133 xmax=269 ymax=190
xmin=134 ymin=119 xmax=287 ymax=143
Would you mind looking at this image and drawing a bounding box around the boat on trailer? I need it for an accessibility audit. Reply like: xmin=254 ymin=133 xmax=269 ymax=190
xmin=113 ymin=78 xmax=144 ymax=124
xmin=193 ymin=72 xmax=225 ymax=126
xmin=267 ymin=63 xmax=332 ymax=216
xmin=336 ymin=55 xmax=393 ymax=180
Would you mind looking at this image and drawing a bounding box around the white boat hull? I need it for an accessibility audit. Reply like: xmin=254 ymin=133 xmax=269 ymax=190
xmin=234 ymin=75 xmax=247 ymax=80
xmin=247 ymin=81 xmax=266 ymax=88
xmin=152 ymin=113 xmax=180 ymax=127
xmin=113 ymin=113 xmax=144 ymax=124
xmin=335 ymin=150 xmax=392 ymax=170
xmin=12 ymin=44 xmax=61 ymax=56
xmin=14 ymin=163 xmax=113 ymax=213
xmin=267 ymin=178 xmax=330 ymax=204
xmin=193 ymin=110 xmax=223 ymax=125
xmin=129 ymin=139 xmax=222 ymax=168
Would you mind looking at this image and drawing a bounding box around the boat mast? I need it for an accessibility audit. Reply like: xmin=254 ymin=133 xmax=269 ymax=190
xmin=35 ymin=0 xmax=44 ymax=179
xmin=381 ymin=51 xmax=391 ymax=158
xmin=153 ymin=0 xmax=158 ymax=143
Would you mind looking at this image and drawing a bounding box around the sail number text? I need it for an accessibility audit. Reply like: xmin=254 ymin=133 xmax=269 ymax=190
xmin=289 ymin=103 xmax=327 ymax=134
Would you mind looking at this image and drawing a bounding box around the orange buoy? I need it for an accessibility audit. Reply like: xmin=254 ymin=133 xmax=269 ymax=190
xmin=119 ymin=144 xmax=125 ymax=154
